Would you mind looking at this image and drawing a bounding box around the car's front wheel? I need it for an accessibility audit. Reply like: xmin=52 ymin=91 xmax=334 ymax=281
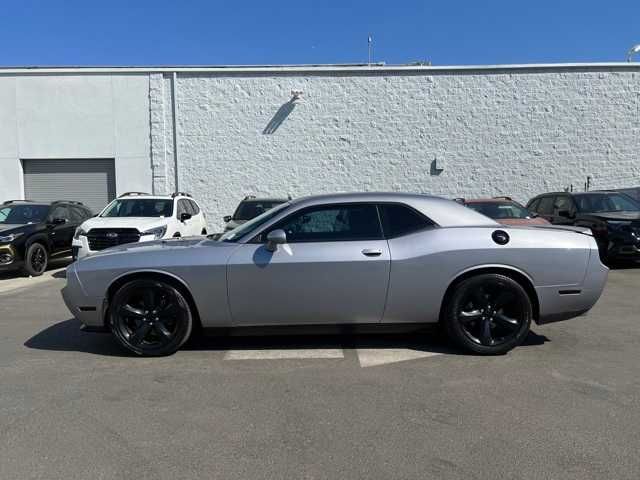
xmin=443 ymin=273 xmax=532 ymax=355
xmin=110 ymin=279 xmax=193 ymax=356
xmin=23 ymin=242 xmax=48 ymax=277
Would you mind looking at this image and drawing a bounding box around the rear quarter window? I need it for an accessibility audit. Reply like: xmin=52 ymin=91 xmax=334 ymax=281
xmin=379 ymin=203 xmax=434 ymax=238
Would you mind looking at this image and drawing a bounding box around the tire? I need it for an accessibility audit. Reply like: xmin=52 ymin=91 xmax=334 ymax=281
xmin=23 ymin=242 xmax=48 ymax=277
xmin=201 ymin=229 xmax=207 ymax=235
xmin=110 ymin=279 xmax=193 ymax=356
xmin=443 ymin=273 xmax=532 ymax=355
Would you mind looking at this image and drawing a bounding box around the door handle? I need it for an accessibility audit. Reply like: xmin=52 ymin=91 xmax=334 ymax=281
xmin=361 ymin=248 xmax=382 ymax=257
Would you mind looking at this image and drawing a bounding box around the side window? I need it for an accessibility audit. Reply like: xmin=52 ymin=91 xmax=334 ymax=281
xmin=537 ymin=196 xmax=555 ymax=215
xmin=271 ymin=204 xmax=382 ymax=242
xmin=189 ymin=200 xmax=200 ymax=215
xmin=49 ymin=205 xmax=69 ymax=222
xmin=379 ymin=203 xmax=434 ymax=238
xmin=177 ymin=199 xmax=189 ymax=217
xmin=527 ymin=198 xmax=541 ymax=212
xmin=554 ymin=195 xmax=575 ymax=214
xmin=69 ymin=206 xmax=85 ymax=223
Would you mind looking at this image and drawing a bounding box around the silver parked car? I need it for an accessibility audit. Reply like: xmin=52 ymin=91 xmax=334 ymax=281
xmin=62 ymin=193 xmax=608 ymax=356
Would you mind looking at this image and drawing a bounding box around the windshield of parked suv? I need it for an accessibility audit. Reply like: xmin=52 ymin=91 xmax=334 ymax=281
xmin=219 ymin=202 xmax=290 ymax=242
xmin=100 ymin=199 xmax=174 ymax=218
xmin=466 ymin=201 xmax=532 ymax=219
xmin=0 ymin=204 xmax=50 ymax=224
xmin=575 ymin=193 xmax=640 ymax=213
xmin=233 ymin=200 xmax=286 ymax=221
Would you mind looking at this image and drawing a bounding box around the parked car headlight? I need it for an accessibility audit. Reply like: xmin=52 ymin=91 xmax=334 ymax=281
xmin=0 ymin=232 xmax=23 ymax=244
xmin=141 ymin=226 xmax=167 ymax=240
xmin=73 ymin=227 xmax=87 ymax=240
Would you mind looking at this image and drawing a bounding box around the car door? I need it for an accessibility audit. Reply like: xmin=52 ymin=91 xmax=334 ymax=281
xmin=226 ymin=203 xmax=391 ymax=326
xmin=48 ymin=204 xmax=75 ymax=253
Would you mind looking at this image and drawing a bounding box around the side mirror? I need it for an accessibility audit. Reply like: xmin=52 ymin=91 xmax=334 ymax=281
xmin=558 ymin=210 xmax=574 ymax=219
xmin=223 ymin=215 xmax=232 ymax=223
xmin=50 ymin=217 xmax=67 ymax=225
xmin=266 ymin=229 xmax=287 ymax=252
xmin=180 ymin=212 xmax=192 ymax=222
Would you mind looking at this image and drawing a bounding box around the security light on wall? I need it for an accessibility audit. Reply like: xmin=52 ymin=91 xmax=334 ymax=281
xmin=627 ymin=44 xmax=640 ymax=62
xmin=291 ymin=90 xmax=303 ymax=103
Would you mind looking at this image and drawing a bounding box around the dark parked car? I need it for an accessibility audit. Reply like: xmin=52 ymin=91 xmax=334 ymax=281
xmin=0 ymin=200 xmax=93 ymax=276
xmin=612 ymin=187 xmax=640 ymax=203
xmin=526 ymin=191 xmax=640 ymax=262
xmin=456 ymin=197 xmax=550 ymax=226
xmin=223 ymin=196 xmax=289 ymax=232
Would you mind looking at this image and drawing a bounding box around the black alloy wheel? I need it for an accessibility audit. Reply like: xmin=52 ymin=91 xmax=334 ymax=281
xmin=110 ymin=279 xmax=193 ymax=356
xmin=444 ymin=273 xmax=532 ymax=355
xmin=24 ymin=243 xmax=48 ymax=277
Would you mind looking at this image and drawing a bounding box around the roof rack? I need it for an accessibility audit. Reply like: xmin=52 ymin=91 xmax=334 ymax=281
xmin=52 ymin=200 xmax=84 ymax=205
xmin=453 ymin=198 xmax=466 ymax=204
xmin=493 ymin=196 xmax=513 ymax=201
xmin=171 ymin=192 xmax=192 ymax=198
xmin=119 ymin=192 xmax=150 ymax=198
xmin=2 ymin=199 xmax=35 ymax=205
xmin=243 ymin=195 xmax=256 ymax=200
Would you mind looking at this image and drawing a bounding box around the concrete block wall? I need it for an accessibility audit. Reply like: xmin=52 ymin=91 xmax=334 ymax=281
xmin=149 ymin=67 xmax=640 ymax=230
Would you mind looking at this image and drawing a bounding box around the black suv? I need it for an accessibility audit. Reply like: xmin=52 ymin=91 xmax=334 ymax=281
xmin=526 ymin=191 xmax=640 ymax=262
xmin=0 ymin=200 xmax=93 ymax=276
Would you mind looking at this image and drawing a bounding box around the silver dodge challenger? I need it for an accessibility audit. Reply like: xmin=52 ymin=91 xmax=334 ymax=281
xmin=62 ymin=193 xmax=608 ymax=356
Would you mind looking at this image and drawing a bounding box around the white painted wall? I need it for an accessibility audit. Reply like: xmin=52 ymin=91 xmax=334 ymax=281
xmin=1 ymin=65 xmax=639 ymax=231
xmin=0 ymin=74 xmax=151 ymax=201
xmin=149 ymin=68 xmax=640 ymax=230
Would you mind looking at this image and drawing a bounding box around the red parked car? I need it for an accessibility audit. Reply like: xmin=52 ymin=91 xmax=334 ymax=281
xmin=455 ymin=197 xmax=550 ymax=226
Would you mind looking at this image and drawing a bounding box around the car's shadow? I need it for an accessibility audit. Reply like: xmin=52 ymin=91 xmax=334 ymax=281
xmin=24 ymin=318 xmax=550 ymax=358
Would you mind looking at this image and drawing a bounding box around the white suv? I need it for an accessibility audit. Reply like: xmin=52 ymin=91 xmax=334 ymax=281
xmin=72 ymin=192 xmax=208 ymax=260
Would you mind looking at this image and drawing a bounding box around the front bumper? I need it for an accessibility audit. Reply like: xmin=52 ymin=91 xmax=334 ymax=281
xmin=61 ymin=262 xmax=107 ymax=330
xmin=0 ymin=244 xmax=23 ymax=271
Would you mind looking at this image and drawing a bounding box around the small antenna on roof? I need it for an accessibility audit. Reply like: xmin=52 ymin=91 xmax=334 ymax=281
xmin=368 ymin=35 xmax=373 ymax=65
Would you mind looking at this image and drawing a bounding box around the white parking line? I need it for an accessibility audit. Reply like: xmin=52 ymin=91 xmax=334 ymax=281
xmin=356 ymin=348 xmax=442 ymax=368
xmin=224 ymin=349 xmax=345 ymax=360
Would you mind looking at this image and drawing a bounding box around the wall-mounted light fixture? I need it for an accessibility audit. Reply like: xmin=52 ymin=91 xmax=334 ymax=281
xmin=291 ymin=90 xmax=304 ymax=104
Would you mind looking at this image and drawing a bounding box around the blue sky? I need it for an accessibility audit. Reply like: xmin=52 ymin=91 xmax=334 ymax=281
xmin=2 ymin=0 xmax=639 ymax=66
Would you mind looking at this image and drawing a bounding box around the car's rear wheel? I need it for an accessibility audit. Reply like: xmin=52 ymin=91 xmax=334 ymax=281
xmin=110 ymin=279 xmax=193 ymax=356
xmin=23 ymin=242 xmax=48 ymax=277
xmin=444 ymin=274 xmax=532 ymax=355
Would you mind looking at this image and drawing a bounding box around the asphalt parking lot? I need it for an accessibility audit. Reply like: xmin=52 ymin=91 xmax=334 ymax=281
xmin=0 ymin=265 xmax=639 ymax=479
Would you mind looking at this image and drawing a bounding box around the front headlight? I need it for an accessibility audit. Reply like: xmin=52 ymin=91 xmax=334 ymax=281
xmin=141 ymin=226 xmax=167 ymax=240
xmin=0 ymin=232 xmax=24 ymax=244
xmin=73 ymin=227 xmax=87 ymax=240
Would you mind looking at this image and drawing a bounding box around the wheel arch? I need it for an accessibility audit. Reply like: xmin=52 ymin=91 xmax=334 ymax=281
xmin=25 ymin=233 xmax=53 ymax=253
xmin=104 ymin=270 xmax=202 ymax=331
xmin=439 ymin=265 xmax=540 ymax=323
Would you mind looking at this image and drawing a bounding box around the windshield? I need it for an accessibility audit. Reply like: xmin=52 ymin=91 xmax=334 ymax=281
xmin=575 ymin=194 xmax=640 ymax=213
xmin=101 ymin=199 xmax=174 ymax=218
xmin=233 ymin=200 xmax=286 ymax=221
xmin=219 ymin=202 xmax=290 ymax=242
xmin=0 ymin=204 xmax=50 ymax=224
xmin=466 ymin=201 xmax=532 ymax=219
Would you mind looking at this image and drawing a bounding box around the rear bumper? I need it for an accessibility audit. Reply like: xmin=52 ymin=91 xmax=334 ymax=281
xmin=536 ymin=247 xmax=609 ymax=324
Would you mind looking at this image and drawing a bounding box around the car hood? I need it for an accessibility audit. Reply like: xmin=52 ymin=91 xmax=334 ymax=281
xmin=584 ymin=211 xmax=640 ymax=221
xmin=84 ymin=236 xmax=234 ymax=259
xmin=80 ymin=216 xmax=170 ymax=232
xmin=0 ymin=224 xmax=31 ymax=233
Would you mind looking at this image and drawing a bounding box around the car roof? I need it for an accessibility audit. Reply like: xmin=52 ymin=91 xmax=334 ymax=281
xmin=240 ymin=198 xmax=288 ymax=202
xmin=464 ymin=198 xmax=518 ymax=204
xmin=287 ymin=192 xmax=498 ymax=227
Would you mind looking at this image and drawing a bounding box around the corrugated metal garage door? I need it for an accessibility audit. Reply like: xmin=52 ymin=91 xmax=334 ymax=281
xmin=23 ymin=159 xmax=116 ymax=213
